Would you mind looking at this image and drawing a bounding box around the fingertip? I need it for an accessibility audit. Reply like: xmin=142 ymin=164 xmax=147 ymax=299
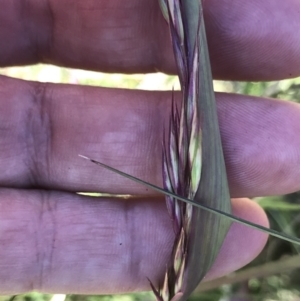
xmin=205 ymin=198 xmax=269 ymax=280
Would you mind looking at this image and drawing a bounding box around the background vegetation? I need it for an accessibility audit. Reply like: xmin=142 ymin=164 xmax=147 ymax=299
xmin=0 ymin=64 xmax=299 ymax=301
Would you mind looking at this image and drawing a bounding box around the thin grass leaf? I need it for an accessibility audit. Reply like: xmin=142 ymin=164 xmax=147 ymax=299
xmin=78 ymin=155 xmax=300 ymax=246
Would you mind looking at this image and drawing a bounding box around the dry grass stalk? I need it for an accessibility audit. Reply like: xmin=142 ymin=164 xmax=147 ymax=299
xmin=195 ymin=254 xmax=300 ymax=292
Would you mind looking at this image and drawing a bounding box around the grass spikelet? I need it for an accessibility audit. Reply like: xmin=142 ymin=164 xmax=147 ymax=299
xmin=152 ymin=0 xmax=232 ymax=300
xmin=78 ymin=1 xmax=300 ymax=300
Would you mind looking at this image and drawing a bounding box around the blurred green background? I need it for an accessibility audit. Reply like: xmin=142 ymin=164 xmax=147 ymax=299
xmin=0 ymin=64 xmax=300 ymax=301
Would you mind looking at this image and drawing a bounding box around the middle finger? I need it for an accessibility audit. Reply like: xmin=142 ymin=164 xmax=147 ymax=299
xmin=1 ymin=75 xmax=300 ymax=197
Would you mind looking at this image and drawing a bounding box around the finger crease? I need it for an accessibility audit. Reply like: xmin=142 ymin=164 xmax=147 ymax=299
xmin=25 ymin=82 xmax=53 ymax=186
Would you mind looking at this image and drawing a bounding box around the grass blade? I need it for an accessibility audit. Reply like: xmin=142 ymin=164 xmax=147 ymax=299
xmin=157 ymin=1 xmax=232 ymax=300
xmin=78 ymin=155 xmax=300 ymax=246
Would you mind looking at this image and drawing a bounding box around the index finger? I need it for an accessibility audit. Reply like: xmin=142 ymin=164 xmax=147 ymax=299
xmin=1 ymin=0 xmax=300 ymax=80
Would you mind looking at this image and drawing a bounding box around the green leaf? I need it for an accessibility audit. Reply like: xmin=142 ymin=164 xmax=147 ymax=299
xmin=78 ymin=155 xmax=300 ymax=246
xmin=176 ymin=1 xmax=232 ymax=299
xmin=257 ymin=197 xmax=300 ymax=211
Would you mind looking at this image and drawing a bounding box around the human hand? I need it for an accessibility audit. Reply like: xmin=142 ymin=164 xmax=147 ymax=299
xmin=0 ymin=0 xmax=300 ymax=295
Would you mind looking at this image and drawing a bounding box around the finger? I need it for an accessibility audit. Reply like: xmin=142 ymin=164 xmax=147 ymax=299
xmin=1 ymin=0 xmax=300 ymax=80
xmin=1 ymin=76 xmax=300 ymax=197
xmin=0 ymin=189 xmax=267 ymax=294
xmin=205 ymin=198 xmax=268 ymax=281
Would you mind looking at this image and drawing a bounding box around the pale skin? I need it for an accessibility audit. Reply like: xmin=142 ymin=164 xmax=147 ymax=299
xmin=0 ymin=0 xmax=300 ymax=295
